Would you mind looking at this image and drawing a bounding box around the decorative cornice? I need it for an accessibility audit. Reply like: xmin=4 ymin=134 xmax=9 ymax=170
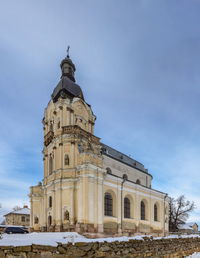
xmin=62 ymin=125 xmax=100 ymax=144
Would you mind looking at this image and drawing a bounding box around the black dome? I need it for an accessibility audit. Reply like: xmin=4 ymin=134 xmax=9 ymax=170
xmin=51 ymin=76 xmax=84 ymax=102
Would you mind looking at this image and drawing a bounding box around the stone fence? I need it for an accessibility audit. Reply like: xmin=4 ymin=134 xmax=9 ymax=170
xmin=1 ymin=237 xmax=200 ymax=257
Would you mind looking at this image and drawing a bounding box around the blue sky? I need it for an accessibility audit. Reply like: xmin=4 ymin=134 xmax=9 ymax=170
xmin=0 ymin=0 xmax=200 ymax=224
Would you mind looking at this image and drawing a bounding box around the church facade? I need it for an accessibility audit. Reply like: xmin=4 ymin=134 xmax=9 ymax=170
xmin=30 ymin=54 xmax=169 ymax=235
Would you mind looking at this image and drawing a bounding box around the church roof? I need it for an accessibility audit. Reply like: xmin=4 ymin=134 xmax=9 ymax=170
xmin=101 ymin=143 xmax=151 ymax=176
xmin=51 ymin=76 xmax=84 ymax=102
xmin=4 ymin=207 xmax=30 ymax=217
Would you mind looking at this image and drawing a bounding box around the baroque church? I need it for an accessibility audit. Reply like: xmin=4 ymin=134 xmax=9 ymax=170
xmin=30 ymin=52 xmax=169 ymax=235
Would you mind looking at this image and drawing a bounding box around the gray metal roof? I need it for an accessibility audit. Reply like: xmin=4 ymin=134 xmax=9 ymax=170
xmin=4 ymin=208 xmax=30 ymax=216
xmin=51 ymin=76 xmax=84 ymax=102
xmin=101 ymin=143 xmax=150 ymax=175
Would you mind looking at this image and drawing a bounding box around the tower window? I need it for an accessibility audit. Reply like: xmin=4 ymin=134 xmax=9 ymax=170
xmin=64 ymin=154 xmax=69 ymax=166
xmin=49 ymin=156 xmax=53 ymax=175
xmin=104 ymin=192 xmax=113 ymax=216
xmin=124 ymin=197 xmax=131 ymax=218
xmin=69 ymin=66 xmax=72 ymax=73
xmin=141 ymin=201 xmax=145 ymax=220
xmin=49 ymin=196 xmax=52 ymax=208
xmin=154 ymin=204 xmax=158 ymax=221
xmin=57 ymin=121 xmax=60 ymax=129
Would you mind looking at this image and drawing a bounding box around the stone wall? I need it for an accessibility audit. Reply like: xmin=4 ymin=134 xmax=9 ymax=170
xmin=1 ymin=237 xmax=200 ymax=257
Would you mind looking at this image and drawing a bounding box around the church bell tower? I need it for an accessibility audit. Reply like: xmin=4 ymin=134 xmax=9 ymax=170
xmin=30 ymin=51 xmax=105 ymax=233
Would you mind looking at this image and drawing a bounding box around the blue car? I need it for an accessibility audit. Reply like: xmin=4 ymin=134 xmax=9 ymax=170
xmin=4 ymin=227 xmax=29 ymax=234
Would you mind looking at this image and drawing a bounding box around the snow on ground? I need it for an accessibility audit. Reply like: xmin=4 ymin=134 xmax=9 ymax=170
xmin=187 ymin=253 xmax=200 ymax=258
xmin=0 ymin=232 xmax=85 ymax=246
xmin=0 ymin=232 xmax=147 ymax=246
xmin=0 ymin=232 xmax=200 ymax=247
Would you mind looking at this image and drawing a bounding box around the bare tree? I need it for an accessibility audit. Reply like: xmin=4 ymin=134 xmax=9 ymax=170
xmin=169 ymin=195 xmax=195 ymax=232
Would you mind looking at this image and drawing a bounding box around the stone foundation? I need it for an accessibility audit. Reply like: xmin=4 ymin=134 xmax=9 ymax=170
xmin=32 ymin=222 xmax=165 ymax=237
xmin=1 ymin=236 xmax=200 ymax=257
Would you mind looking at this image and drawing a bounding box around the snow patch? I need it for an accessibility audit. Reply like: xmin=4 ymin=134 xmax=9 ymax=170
xmin=0 ymin=232 xmax=85 ymax=247
xmin=0 ymin=232 xmax=200 ymax=247
xmin=187 ymin=253 xmax=200 ymax=258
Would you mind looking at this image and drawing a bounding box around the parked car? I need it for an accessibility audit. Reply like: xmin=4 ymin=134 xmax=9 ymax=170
xmin=4 ymin=227 xmax=29 ymax=234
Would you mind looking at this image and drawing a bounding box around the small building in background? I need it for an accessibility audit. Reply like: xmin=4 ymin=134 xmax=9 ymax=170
xmin=178 ymin=222 xmax=199 ymax=233
xmin=4 ymin=205 xmax=30 ymax=227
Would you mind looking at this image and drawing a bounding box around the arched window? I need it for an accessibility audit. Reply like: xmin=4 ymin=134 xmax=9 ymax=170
xmin=136 ymin=179 xmax=141 ymax=185
xmin=57 ymin=121 xmax=60 ymax=129
xmin=64 ymin=154 xmax=69 ymax=166
xmin=123 ymin=174 xmax=128 ymax=180
xmin=141 ymin=201 xmax=145 ymax=220
xmin=124 ymin=197 xmax=131 ymax=218
xmin=49 ymin=196 xmax=52 ymax=208
xmin=106 ymin=167 xmax=112 ymax=174
xmin=154 ymin=204 xmax=158 ymax=221
xmin=48 ymin=215 xmax=52 ymax=226
xmin=104 ymin=192 xmax=113 ymax=216
xmin=49 ymin=156 xmax=53 ymax=175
